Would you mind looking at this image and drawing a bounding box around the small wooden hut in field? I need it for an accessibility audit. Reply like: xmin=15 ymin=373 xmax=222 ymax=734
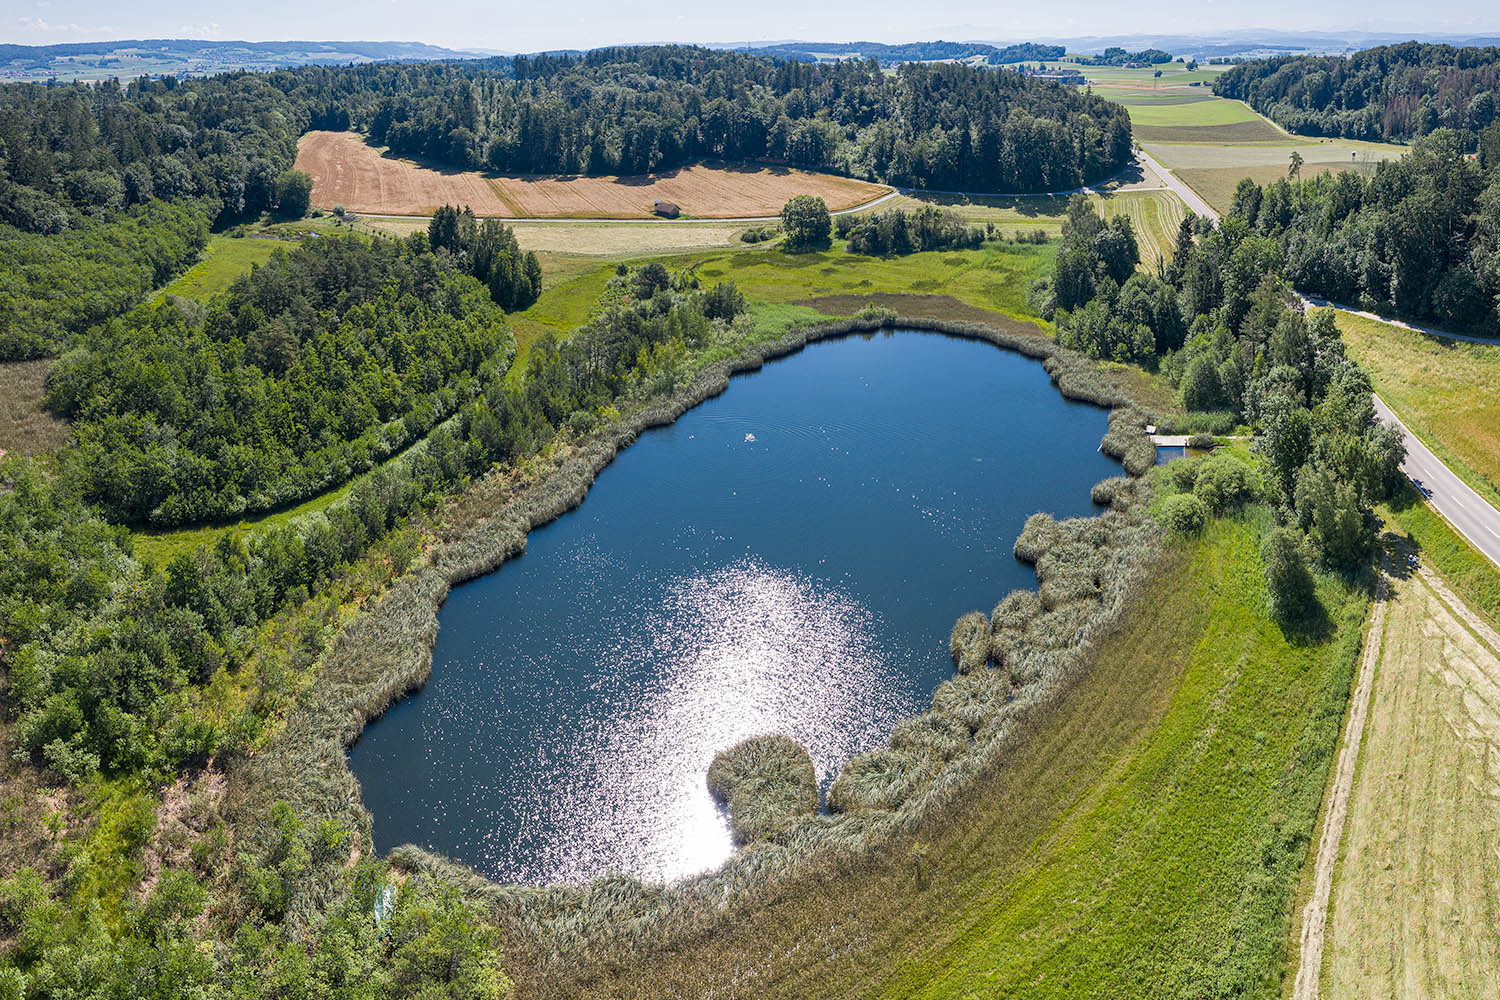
xmin=653 ymin=200 xmax=681 ymax=218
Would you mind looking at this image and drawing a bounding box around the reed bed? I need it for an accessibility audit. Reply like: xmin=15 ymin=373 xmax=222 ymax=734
xmin=222 ymin=311 xmax=1164 ymax=984
xmin=706 ymin=734 xmax=818 ymax=844
xmin=949 ymin=611 xmax=992 ymax=674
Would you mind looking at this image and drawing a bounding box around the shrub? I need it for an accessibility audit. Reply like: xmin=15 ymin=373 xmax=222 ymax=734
xmin=1193 ymin=454 xmax=1256 ymax=512
xmin=779 ymin=195 xmax=832 ymax=251
xmin=1188 ymin=433 xmax=1216 ymax=450
xmin=1262 ymin=526 xmax=1317 ymax=622
xmin=949 ymin=611 xmax=991 ymax=673
xmin=706 ymin=734 xmax=818 ymax=844
xmin=1161 ymin=493 xmax=1209 ymax=535
xmin=1162 ymin=457 xmax=1201 ymax=493
xmin=739 ymin=226 xmax=775 ymax=243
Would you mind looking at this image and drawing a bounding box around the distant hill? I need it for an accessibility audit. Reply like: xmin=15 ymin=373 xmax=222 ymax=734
xmin=0 ymin=39 xmax=484 ymax=81
xmin=735 ymin=40 xmax=1064 ymax=66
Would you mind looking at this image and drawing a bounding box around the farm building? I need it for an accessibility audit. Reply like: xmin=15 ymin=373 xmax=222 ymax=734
xmin=653 ymin=200 xmax=681 ymax=218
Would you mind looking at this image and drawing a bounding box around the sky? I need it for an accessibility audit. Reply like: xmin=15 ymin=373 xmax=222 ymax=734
xmin=6 ymin=0 xmax=1498 ymax=52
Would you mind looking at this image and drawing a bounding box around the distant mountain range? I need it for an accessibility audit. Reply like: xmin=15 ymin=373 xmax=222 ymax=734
xmin=0 ymin=39 xmax=486 ymax=81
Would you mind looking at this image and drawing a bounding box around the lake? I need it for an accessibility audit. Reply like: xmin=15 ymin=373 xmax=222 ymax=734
xmin=349 ymin=329 xmax=1121 ymax=885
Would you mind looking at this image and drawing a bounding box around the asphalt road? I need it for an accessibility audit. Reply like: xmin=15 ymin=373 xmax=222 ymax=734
xmin=1374 ymin=395 xmax=1500 ymax=569
xmin=1133 ymin=146 xmax=1219 ymax=221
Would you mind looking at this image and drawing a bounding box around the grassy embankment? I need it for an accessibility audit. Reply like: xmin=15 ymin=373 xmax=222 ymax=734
xmin=585 ymin=512 xmax=1369 ymax=998
xmin=1330 ymin=309 xmax=1500 ymax=510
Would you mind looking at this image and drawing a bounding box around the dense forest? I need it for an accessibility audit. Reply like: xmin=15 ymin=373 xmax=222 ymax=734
xmin=0 ymin=45 xmax=1131 ymax=235
xmin=0 ymin=199 xmax=206 ymax=359
xmin=48 ymin=233 xmax=513 ymax=525
xmin=1215 ymin=42 xmax=1500 ymax=142
xmin=1074 ymin=48 xmax=1174 ymax=67
xmin=1230 ymin=129 xmax=1500 ymax=331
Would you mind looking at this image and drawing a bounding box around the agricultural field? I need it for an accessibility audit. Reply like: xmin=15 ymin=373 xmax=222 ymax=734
xmin=1144 ymin=138 xmax=1405 ymax=172
xmin=879 ymin=187 xmax=1184 ymax=267
xmin=0 ymin=360 xmax=69 ymax=457
xmin=363 ymin=214 xmax=757 ymax=255
xmin=1330 ymin=310 xmax=1500 ymax=510
xmin=155 ymin=234 xmax=290 ymax=301
xmin=1319 ymin=545 xmax=1500 ymax=998
xmin=295 ymin=130 xmax=891 ymax=219
xmin=589 ymin=514 xmax=1369 ymax=998
xmin=1175 ymin=163 xmax=1366 ymax=215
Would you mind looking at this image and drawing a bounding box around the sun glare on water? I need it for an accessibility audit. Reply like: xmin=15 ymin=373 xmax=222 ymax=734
xmin=511 ymin=559 xmax=906 ymax=884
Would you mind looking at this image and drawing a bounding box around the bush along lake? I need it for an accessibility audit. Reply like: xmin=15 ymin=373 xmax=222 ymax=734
xmin=349 ymin=328 xmax=1122 ymax=884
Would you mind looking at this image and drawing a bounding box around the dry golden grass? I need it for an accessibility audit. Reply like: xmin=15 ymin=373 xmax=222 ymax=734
xmin=0 ymin=360 xmax=69 ymax=456
xmin=1322 ymin=557 xmax=1500 ymax=998
xmin=295 ymin=131 xmax=889 ymax=219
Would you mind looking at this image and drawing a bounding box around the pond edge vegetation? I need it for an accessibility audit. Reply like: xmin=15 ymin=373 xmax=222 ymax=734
xmin=225 ymin=310 xmax=1166 ymax=983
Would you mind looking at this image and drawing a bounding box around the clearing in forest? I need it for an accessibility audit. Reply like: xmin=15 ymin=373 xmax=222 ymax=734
xmin=294 ymin=131 xmax=890 ymax=219
xmin=1318 ymin=553 xmax=1500 ymax=998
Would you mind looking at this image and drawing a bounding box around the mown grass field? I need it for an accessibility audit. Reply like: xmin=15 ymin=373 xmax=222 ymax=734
xmin=1321 ymin=538 xmax=1500 ymax=998
xmin=1330 ymin=309 xmax=1500 ymax=509
xmin=365 ymin=215 xmax=755 ymax=255
xmin=579 ymin=513 xmax=1368 ymax=999
xmin=1145 ymin=138 xmax=1405 ymax=171
xmin=1125 ymin=96 xmax=1262 ymax=127
xmin=1385 ymin=486 xmax=1500 ymax=625
xmin=156 ymin=234 xmax=289 ymax=301
xmin=1176 ymin=163 xmax=1367 ymax=215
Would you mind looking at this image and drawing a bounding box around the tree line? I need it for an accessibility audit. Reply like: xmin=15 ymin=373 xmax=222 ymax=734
xmin=1039 ymin=196 xmax=1404 ymax=583
xmin=1229 ymin=130 xmax=1500 ymax=332
xmin=1215 ymin=42 xmax=1500 ymax=143
xmin=0 ymin=45 xmax=1131 ymax=239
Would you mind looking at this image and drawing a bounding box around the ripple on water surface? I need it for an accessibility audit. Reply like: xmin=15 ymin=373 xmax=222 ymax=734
xmin=349 ymin=329 xmax=1120 ymax=884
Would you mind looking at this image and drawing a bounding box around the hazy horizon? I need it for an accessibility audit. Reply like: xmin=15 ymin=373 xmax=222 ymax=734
xmin=7 ymin=1 xmax=1499 ymax=52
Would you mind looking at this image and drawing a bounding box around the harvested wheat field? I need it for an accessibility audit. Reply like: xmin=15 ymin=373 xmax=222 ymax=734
xmin=296 ymin=131 xmax=890 ymax=219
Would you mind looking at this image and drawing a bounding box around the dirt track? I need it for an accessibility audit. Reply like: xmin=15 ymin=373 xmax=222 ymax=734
xmin=1298 ymin=547 xmax=1500 ymax=998
xmin=1293 ymin=551 xmax=1390 ymax=1000
xmin=295 ymin=131 xmax=890 ymax=219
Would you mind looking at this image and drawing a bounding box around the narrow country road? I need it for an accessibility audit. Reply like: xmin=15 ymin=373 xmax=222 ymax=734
xmin=1374 ymin=395 xmax=1500 ymax=569
xmin=1133 ymin=146 xmax=1219 ymax=221
xmin=1139 ymin=147 xmax=1500 ymax=572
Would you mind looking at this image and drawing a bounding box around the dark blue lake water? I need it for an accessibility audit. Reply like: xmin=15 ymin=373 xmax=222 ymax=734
xmin=349 ymin=329 xmax=1120 ymax=885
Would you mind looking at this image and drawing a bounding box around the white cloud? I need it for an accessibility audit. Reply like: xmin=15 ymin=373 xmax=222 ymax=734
xmin=17 ymin=17 xmax=84 ymax=33
xmin=176 ymin=22 xmax=223 ymax=39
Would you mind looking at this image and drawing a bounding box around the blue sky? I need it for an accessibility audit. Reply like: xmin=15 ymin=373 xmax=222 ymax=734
xmin=6 ymin=0 xmax=1497 ymax=51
